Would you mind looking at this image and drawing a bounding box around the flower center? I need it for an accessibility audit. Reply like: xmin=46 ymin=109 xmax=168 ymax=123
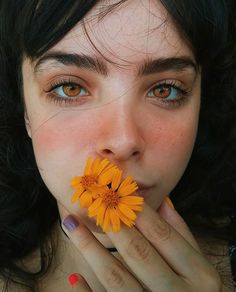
xmin=102 ymin=190 xmax=120 ymax=208
xmin=81 ymin=175 xmax=98 ymax=188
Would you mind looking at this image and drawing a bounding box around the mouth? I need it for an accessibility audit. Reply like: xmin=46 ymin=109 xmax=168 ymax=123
xmin=135 ymin=182 xmax=154 ymax=198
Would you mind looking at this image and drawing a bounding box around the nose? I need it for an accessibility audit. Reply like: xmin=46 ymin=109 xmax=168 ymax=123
xmin=95 ymin=101 xmax=145 ymax=162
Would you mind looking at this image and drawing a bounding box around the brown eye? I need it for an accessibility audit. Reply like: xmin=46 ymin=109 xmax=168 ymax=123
xmin=153 ymin=85 xmax=171 ymax=99
xmin=63 ymin=83 xmax=83 ymax=97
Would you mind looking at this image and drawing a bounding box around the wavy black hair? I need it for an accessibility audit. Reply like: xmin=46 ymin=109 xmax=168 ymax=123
xmin=0 ymin=0 xmax=235 ymax=290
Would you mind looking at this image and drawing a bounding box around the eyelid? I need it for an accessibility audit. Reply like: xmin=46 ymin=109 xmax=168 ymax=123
xmin=148 ymin=79 xmax=188 ymax=91
xmin=43 ymin=75 xmax=89 ymax=93
xmin=145 ymin=78 xmax=192 ymax=109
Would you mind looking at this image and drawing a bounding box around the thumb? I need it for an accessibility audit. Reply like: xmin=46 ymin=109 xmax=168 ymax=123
xmin=68 ymin=273 xmax=92 ymax=291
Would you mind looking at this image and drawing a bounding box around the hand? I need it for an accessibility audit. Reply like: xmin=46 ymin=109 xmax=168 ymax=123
xmin=59 ymin=199 xmax=222 ymax=292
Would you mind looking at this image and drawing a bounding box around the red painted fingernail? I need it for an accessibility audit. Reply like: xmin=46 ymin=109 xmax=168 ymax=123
xmin=68 ymin=273 xmax=80 ymax=286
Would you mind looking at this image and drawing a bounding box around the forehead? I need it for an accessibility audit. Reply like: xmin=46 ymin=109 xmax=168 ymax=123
xmin=44 ymin=0 xmax=194 ymax=65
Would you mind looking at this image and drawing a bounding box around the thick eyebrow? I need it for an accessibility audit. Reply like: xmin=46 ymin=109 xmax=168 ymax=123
xmin=34 ymin=51 xmax=108 ymax=75
xmin=138 ymin=57 xmax=198 ymax=76
xmin=34 ymin=51 xmax=197 ymax=77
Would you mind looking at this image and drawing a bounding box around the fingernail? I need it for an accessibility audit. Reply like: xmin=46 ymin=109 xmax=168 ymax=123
xmin=63 ymin=215 xmax=79 ymax=231
xmin=166 ymin=197 xmax=175 ymax=210
xmin=68 ymin=273 xmax=80 ymax=286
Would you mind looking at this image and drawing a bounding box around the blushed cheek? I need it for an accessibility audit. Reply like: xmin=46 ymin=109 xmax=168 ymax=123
xmin=30 ymin=110 xmax=108 ymax=176
xmin=29 ymin=114 xmax=101 ymax=207
xmin=165 ymin=123 xmax=196 ymax=154
xmin=32 ymin=118 xmax=95 ymax=167
xmin=167 ymin=126 xmax=196 ymax=164
xmin=147 ymin=112 xmax=199 ymax=191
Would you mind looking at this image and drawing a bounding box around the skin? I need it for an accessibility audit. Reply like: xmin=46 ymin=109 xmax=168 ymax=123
xmin=23 ymin=0 xmax=200 ymax=232
xmin=22 ymin=0 xmax=224 ymax=291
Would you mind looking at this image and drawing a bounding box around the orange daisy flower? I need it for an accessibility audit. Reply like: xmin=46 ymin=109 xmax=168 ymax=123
xmin=88 ymin=168 xmax=144 ymax=232
xmin=71 ymin=158 xmax=117 ymax=208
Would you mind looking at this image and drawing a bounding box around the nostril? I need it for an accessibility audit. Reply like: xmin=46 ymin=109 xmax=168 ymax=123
xmin=102 ymin=149 xmax=139 ymax=156
xmin=103 ymin=149 xmax=113 ymax=155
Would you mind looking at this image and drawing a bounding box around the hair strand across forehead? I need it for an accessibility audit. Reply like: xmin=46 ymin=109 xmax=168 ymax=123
xmin=0 ymin=0 xmax=235 ymax=290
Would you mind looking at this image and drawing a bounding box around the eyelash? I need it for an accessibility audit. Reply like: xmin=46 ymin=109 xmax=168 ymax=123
xmin=44 ymin=77 xmax=90 ymax=106
xmin=45 ymin=78 xmax=191 ymax=108
xmin=147 ymin=80 xmax=191 ymax=108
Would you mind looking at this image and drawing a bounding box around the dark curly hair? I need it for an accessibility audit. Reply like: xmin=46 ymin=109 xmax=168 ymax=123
xmin=0 ymin=0 xmax=235 ymax=290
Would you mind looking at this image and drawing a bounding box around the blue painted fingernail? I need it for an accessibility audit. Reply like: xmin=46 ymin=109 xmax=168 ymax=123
xmin=63 ymin=215 xmax=79 ymax=231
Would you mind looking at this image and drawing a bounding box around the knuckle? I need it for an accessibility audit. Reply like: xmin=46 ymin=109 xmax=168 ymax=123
xmin=146 ymin=216 xmax=172 ymax=243
xmin=77 ymin=231 xmax=94 ymax=251
xmin=78 ymin=236 xmax=93 ymax=251
xmin=126 ymin=236 xmax=153 ymax=263
xmin=103 ymin=261 xmax=126 ymax=289
xmin=205 ymin=270 xmax=222 ymax=292
xmin=198 ymin=266 xmax=222 ymax=292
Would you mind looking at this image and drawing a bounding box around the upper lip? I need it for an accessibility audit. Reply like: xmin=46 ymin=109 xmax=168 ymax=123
xmin=136 ymin=182 xmax=153 ymax=189
xmin=120 ymin=173 xmax=153 ymax=189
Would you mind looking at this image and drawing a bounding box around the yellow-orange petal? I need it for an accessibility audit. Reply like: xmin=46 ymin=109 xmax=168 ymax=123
xmin=79 ymin=191 xmax=93 ymax=208
xmin=89 ymin=184 xmax=107 ymax=193
xmin=91 ymin=157 xmax=101 ymax=173
xmin=116 ymin=208 xmax=134 ymax=227
xmin=111 ymin=169 xmax=122 ymax=191
xmin=88 ymin=197 xmax=103 ymax=214
xmin=118 ymin=203 xmax=137 ymax=220
xmin=118 ymin=182 xmax=138 ymax=197
xmin=84 ymin=158 xmax=93 ymax=175
xmin=127 ymin=205 xmax=143 ymax=211
xmin=71 ymin=188 xmax=84 ymax=203
xmin=103 ymin=164 xmax=117 ymax=175
xmin=96 ymin=158 xmax=110 ymax=175
xmin=118 ymin=176 xmax=133 ymax=190
xmin=71 ymin=176 xmax=82 ymax=188
xmin=96 ymin=203 xmax=107 ymax=226
xmin=110 ymin=208 xmax=121 ymax=232
xmin=91 ymin=192 xmax=100 ymax=200
xmin=120 ymin=196 xmax=144 ymax=205
xmin=98 ymin=167 xmax=117 ymax=185
xmin=88 ymin=207 xmax=100 ymax=218
xmin=102 ymin=208 xmax=111 ymax=232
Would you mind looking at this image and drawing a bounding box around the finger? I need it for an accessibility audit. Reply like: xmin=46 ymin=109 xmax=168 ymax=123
xmin=60 ymin=210 xmax=143 ymax=291
xmin=158 ymin=197 xmax=200 ymax=251
xmin=68 ymin=273 xmax=92 ymax=292
xmin=106 ymin=217 xmax=183 ymax=291
xmin=106 ymin=202 xmax=217 ymax=290
xmin=132 ymin=202 xmax=215 ymax=279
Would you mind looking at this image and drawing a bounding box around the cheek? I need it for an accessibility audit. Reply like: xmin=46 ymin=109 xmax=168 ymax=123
xmin=146 ymin=110 xmax=199 ymax=189
xmin=30 ymin=113 xmax=102 ymax=201
xmin=32 ymin=113 xmax=99 ymax=162
xmin=161 ymin=123 xmax=196 ymax=155
xmin=32 ymin=124 xmax=88 ymax=159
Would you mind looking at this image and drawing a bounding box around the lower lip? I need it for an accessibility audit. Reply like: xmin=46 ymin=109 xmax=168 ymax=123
xmin=135 ymin=188 xmax=152 ymax=198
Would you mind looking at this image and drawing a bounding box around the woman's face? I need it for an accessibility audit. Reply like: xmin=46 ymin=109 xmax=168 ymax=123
xmin=22 ymin=0 xmax=200 ymax=232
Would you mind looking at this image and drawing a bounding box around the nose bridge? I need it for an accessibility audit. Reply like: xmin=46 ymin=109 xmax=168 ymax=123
xmin=96 ymin=97 xmax=145 ymax=160
xmin=112 ymin=98 xmax=138 ymax=136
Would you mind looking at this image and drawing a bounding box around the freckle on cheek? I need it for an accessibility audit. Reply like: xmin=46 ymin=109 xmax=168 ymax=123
xmin=151 ymin=124 xmax=196 ymax=163
xmin=167 ymin=128 xmax=196 ymax=162
xmin=32 ymin=122 xmax=96 ymax=160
